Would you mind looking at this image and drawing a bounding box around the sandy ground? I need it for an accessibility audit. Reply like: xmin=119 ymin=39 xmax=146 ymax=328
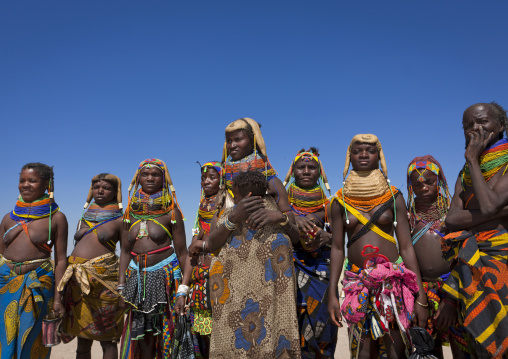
xmin=50 ymin=329 xmax=453 ymax=358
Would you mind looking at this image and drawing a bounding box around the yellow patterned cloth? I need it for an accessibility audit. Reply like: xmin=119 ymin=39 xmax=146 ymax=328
xmin=0 ymin=255 xmax=54 ymax=359
xmin=193 ymin=308 xmax=212 ymax=335
xmin=58 ymin=253 xmax=124 ymax=342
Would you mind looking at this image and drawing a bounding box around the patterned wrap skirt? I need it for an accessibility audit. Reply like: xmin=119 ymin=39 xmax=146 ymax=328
xmin=442 ymin=229 xmax=508 ymax=358
xmin=58 ymin=252 xmax=124 ymax=342
xmin=294 ymin=247 xmax=337 ymax=358
xmin=0 ymin=256 xmax=54 ymax=359
xmin=120 ymin=253 xmax=181 ymax=359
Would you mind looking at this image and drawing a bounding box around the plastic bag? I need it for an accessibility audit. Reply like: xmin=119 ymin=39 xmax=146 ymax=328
xmin=172 ymin=314 xmax=196 ymax=359
xmin=409 ymin=326 xmax=438 ymax=359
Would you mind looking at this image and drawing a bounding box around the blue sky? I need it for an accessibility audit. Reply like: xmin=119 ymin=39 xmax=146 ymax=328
xmin=1 ymin=1 xmax=508 ymax=252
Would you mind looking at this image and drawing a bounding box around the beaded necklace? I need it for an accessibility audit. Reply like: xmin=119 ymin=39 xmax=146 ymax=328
xmin=412 ymin=200 xmax=446 ymax=231
xmin=224 ymin=151 xmax=277 ymax=191
xmin=130 ymin=189 xmax=173 ymax=220
xmin=193 ymin=194 xmax=218 ymax=235
xmin=82 ymin=202 xmax=123 ymax=222
xmin=461 ymin=138 xmax=508 ymax=188
xmin=77 ymin=202 xmax=123 ymax=250
xmin=288 ymin=183 xmax=328 ymax=215
xmin=10 ymin=194 xmax=59 ymax=252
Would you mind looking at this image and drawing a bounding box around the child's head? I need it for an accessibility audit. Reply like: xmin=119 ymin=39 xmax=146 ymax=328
xmin=232 ymin=171 xmax=268 ymax=203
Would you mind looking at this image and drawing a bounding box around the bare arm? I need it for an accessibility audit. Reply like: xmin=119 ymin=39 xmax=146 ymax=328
xmin=118 ymin=221 xmax=132 ymax=286
xmin=268 ymin=178 xmax=300 ymax=243
xmin=394 ymin=194 xmax=428 ymax=328
xmin=181 ymin=234 xmax=199 ymax=286
xmin=327 ymin=200 xmax=345 ymax=327
xmin=465 ymin=128 xmax=508 ymax=216
xmin=0 ymin=214 xmax=8 ymax=255
xmin=53 ymin=212 xmax=68 ymax=316
xmin=171 ymin=208 xmax=189 ymax=281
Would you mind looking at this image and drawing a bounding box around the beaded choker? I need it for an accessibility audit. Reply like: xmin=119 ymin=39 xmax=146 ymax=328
xmin=129 ymin=189 xmax=173 ymax=220
xmin=82 ymin=202 xmax=123 ymax=222
xmin=10 ymin=194 xmax=60 ymax=252
xmin=224 ymin=151 xmax=277 ymax=190
xmin=11 ymin=194 xmax=60 ymax=221
xmin=288 ymin=183 xmax=328 ymax=215
xmin=194 ymin=194 xmax=218 ymax=235
xmin=411 ymin=200 xmax=446 ymax=231
xmin=461 ymin=138 xmax=508 ymax=188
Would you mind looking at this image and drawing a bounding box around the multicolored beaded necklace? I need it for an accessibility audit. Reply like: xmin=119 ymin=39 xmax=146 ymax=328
xmin=288 ymin=183 xmax=328 ymax=216
xmin=8 ymin=194 xmax=60 ymax=252
xmin=224 ymin=151 xmax=277 ymax=191
xmin=461 ymin=138 xmax=508 ymax=188
xmin=130 ymin=189 xmax=173 ymax=220
xmin=83 ymin=202 xmax=123 ymax=222
xmin=78 ymin=202 xmax=123 ymax=250
xmin=194 ymin=194 xmax=218 ymax=235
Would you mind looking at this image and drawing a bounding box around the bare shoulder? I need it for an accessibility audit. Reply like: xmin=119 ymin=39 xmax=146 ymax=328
xmin=53 ymin=211 xmax=68 ymax=225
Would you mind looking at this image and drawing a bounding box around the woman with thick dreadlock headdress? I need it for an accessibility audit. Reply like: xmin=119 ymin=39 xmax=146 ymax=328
xmin=176 ymin=161 xmax=223 ymax=358
xmin=57 ymin=173 xmax=126 ymax=359
xmin=216 ymin=118 xmax=299 ymax=245
xmin=0 ymin=163 xmax=68 ymax=359
xmin=327 ymin=135 xmax=429 ymax=359
xmin=406 ymin=156 xmax=474 ymax=359
xmin=282 ymin=147 xmax=337 ymax=358
xmin=118 ymin=158 xmax=189 ymax=359
xmin=204 ymin=119 xmax=302 ymax=358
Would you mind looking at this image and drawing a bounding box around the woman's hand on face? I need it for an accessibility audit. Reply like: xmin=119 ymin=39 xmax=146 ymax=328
xmin=465 ymin=126 xmax=494 ymax=163
xmin=175 ymin=296 xmax=187 ymax=316
xmin=188 ymin=240 xmax=204 ymax=256
xmin=246 ymin=209 xmax=284 ymax=230
xmin=229 ymin=194 xmax=264 ymax=224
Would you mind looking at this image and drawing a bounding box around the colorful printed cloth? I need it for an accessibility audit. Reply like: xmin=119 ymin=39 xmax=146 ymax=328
xmin=190 ymin=263 xmax=212 ymax=335
xmin=58 ymin=252 xmax=124 ymax=342
xmin=189 ymin=263 xmax=212 ymax=357
xmin=120 ymin=253 xmax=181 ymax=359
xmin=0 ymin=256 xmax=54 ymax=359
xmin=341 ymin=257 xmax=419 ymax=359
xmin=294 ymin=248 xmax=337 ymax=358
xmin=209 ymin=197 xmax=301 ymax=358
xmin=442 ymin=229 xmax=508 ymax=358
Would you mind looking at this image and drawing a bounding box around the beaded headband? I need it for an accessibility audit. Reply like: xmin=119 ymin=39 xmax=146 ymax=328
xmin=407 ymin=161 xmax=440 ymax=182
xmin=201 ymin=161 xmax=223 ymax=176
xmin=84 ymin=174 xmax=123 ymax=209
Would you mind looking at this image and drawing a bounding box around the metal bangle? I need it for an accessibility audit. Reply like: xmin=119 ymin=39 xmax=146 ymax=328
xmin=280 ymin=213 xmax=289 ymax=226
xmin=415 ymin=300 xmax=428 ymax=308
